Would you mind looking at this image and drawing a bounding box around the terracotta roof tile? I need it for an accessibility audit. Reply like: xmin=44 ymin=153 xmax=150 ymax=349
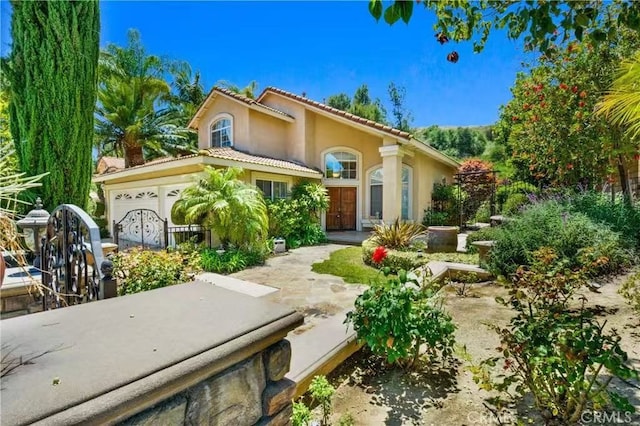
xmin=204 ymin=147 xmax=321 ymax=175
xmin=258 ymin=87 xmax=412 ymax=139
xmin=210 ymin=87 xmax=293 ymax=118
xmin=97 ymin=156 xmax=125 ymax=174
xmin=96 ymin=149 xmax=321 ymax=177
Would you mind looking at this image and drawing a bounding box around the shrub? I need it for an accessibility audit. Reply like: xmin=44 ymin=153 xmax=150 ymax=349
xmin=501 ymin=192 xmax=529 ymax=215
xmin=371 ymin=218 xmax=427 ymax=249
xmin=467 ymin=201 xmax=633 ymax=277
xmin=472 ymin=201 xmax=491 ymax=223
xmin=422 ymin=208 xmax=452 ymax=226
xmin=495 ymin=181 xmax=538 ymax=207
xmin=267 ymin=181 xmax=328 ymax=248
xmin=199 ymin=247 xmax=265 ymax=274
xmin=620 ymin=270 xmax=640 ymax=314
xmin=431 ymin=182 xmax=454 ymax=202
xmin=345 ymin=268 xmax=456 ymax=369
xmin=569 ymin=191 xmax=640 ymax=248
xmin=470 ymin=249 xmax=638 ymax=424
xmin=113 ymin=248 xmax=193 ymax=295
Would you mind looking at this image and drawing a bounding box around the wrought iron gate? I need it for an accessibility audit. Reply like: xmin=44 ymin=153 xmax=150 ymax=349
xmin=41 ymin=204 xmax=115 ymax=309
xmin=454 ymin=170 xmax=497 ymax=228
xmin=113 ymin=209 xmax=168 ymax=250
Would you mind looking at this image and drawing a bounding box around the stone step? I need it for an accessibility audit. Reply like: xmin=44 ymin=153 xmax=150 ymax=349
xmin=285 ymin=310 xmax=360 ymax=398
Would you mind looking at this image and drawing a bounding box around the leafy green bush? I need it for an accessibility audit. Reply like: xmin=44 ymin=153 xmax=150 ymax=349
xmin=372 ymin=218 xmax=427 ymax=249
xmin=501 ymin=192 xmax=529 ymax=215
xmin=345 ymin=269 xmax=456 ymax=368
xmin=495 ymin=181 xmax=538 ymax=207
xmin=422 ymin=208 xmax=452 ymax=226
xmin=470 ymin=249 xmax=638 ymax=424
xmin=569 ymin=191 xmax=640 ymax=248
xmin=472 ymin=201 xmax=491 ymax=223
xmin=199 ymin=247 xmax=265 ymax=274
xmin=267 ymin=181 xmax=328 ymax=248
xmin=113 ymin=248 xmax=194 ymax=295
xmin=467 ymin=200 xmax=633 ymax=277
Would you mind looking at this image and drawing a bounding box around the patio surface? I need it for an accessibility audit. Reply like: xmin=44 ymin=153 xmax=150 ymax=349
xmin=230 ymin=244 xmax=366 ymax=333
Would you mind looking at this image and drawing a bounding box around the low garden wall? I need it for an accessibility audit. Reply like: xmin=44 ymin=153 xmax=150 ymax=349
xmin=0 ymin=281 xmax=303 ymax=425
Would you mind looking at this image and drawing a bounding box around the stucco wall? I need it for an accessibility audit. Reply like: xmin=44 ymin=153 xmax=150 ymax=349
xmin=247 ymin=110 xmax=289 ymax=159
xmin=197 ymin=95 xmax=251 ymax=150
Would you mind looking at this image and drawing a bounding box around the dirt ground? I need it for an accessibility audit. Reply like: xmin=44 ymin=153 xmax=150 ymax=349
xmin=326 ymin=275 xmax=640 ymax=426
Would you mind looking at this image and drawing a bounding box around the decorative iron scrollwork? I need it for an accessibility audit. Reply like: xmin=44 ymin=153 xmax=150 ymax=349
xmin=40 ymin=205 xmax=105 ymax=310
xmin=114 ymin=209 xmax=167 ymax=250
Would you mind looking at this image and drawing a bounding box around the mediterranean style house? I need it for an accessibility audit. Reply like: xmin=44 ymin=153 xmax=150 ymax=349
xmin=93 ymin=86 xmax=458 ymax=238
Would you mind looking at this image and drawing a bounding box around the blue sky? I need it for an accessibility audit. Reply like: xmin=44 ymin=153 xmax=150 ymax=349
xmin=1 ymin=1 xmax=530 ymax=127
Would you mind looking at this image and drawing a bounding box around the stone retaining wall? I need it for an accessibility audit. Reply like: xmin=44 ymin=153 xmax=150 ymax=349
xmin=123 ymin=340 xmax=295 ymax=426
xmin=0 ymin=281 xmax=303 ymax=426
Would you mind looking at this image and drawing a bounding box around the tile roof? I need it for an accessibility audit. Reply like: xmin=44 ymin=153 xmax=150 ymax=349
xmin=95 ymin=148 xmax=321 ymax=177
xmin=97 ymin=156 xmax=125 ymax=173
xmin=258 ymin=87 xmax=412 ymax=139
xmin=204 ymin=147 xmax=321 ymax=175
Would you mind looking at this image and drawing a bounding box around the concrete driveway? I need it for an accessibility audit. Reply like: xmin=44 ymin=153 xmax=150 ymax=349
xmin=230 ymin=244 xmax=366 ymax=333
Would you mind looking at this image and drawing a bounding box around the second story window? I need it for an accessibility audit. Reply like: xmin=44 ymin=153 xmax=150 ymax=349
xmin=211 ymin=117 xmax=232 ymax=148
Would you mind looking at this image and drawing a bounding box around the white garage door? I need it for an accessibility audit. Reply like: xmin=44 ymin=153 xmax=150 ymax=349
xmin=111 ymin=188 xmax=162 ymax=246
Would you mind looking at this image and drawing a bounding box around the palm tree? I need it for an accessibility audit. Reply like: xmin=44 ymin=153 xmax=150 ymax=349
xmin=597 ymin=51 xmax=640 ymax=141
xmin=171 ymin=63 xmax=206 ymax=122
xmin=95 ymin=30 xmax=191 ymax=167
xmin=171 ymin=166 xmax=268 ymax=248
xmin=216 ymin=80 xmax=259 ymax=99
xmin=596 ymin=51 xmax=640 ymax=201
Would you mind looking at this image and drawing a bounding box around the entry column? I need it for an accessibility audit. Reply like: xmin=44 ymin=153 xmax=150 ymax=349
xmin=379 ymin=145 xmax=404 ymax=222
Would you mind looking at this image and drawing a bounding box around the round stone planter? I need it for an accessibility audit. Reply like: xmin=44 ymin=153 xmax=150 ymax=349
xmin=427 ymin=226 xmax=458 ymax=253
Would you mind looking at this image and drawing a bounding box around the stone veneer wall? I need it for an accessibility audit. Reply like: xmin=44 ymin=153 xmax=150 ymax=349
xmin=121 ymin=340 xmax=295 ymax=426
xmin=0 ymin=284 xmax=43 ymax=319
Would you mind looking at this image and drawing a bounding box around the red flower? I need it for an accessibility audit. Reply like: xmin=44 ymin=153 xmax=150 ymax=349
xmin=572 ymin=86 xmax=578 ymax=93
xmin=559 ymin=83 xmax=568 ymax=90
xmin=579 ymin=90 xmax=587 ymax=98
xmin=372 ymin=246 xmax=388 ymax=264
xmin=578 ymin=100 xmax=585 ymax=108
xmin=567 ymin=163 xmax=574 ymax=170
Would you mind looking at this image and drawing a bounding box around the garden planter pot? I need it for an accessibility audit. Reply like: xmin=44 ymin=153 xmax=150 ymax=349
xmin=427 ymin=226 xmax=458 ymax=253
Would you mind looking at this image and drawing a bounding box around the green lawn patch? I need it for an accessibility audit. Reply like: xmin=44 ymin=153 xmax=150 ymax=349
xmin=311 ymin=247 xmax=381 ymax=284
xmin=312 ymin=247 xmax=480 ymax=284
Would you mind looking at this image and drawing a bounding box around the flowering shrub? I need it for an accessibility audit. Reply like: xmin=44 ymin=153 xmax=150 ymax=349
xmin=371 ymin=246 xmax=387 ymax=264
xmin=469 ymin=249 xmax=638 ymax=423
xmin=346 ymin=254 xmax=456 ymax=368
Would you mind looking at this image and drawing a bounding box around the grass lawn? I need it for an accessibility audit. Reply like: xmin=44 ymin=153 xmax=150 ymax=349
xmin=311 ymin=247 xmax=381 ymax=284
xmin=312 ymin=247 xmax=479 ymax=284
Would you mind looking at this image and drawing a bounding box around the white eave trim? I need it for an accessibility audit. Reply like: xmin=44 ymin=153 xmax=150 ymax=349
xmin=202 ymin=157 xmax=322 ymax=179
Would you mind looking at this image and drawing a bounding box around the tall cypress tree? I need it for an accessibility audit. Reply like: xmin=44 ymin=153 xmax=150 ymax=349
xmin=7 ymin=0 xmax=99 ymax=210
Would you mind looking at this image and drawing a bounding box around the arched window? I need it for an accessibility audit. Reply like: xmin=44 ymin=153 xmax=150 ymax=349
xmin=210 ymin=116 xmax=233 ymax=148
xmin=368 ymin=165 xmax=412 ymax=220
xmin=325 ymin=151 xmax=357 ymax=179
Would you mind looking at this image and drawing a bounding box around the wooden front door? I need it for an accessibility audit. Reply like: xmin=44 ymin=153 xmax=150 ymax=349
xmin=326 ymin=187 xmax=357 ymax=231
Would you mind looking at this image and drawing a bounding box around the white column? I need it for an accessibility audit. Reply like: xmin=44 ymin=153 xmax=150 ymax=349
xmin=379 ymin=145 xmax=404 ymax=222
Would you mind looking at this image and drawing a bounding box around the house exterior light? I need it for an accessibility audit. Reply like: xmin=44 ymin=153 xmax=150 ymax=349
xmin=16 ymin=197 xmax=50 ymax=269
